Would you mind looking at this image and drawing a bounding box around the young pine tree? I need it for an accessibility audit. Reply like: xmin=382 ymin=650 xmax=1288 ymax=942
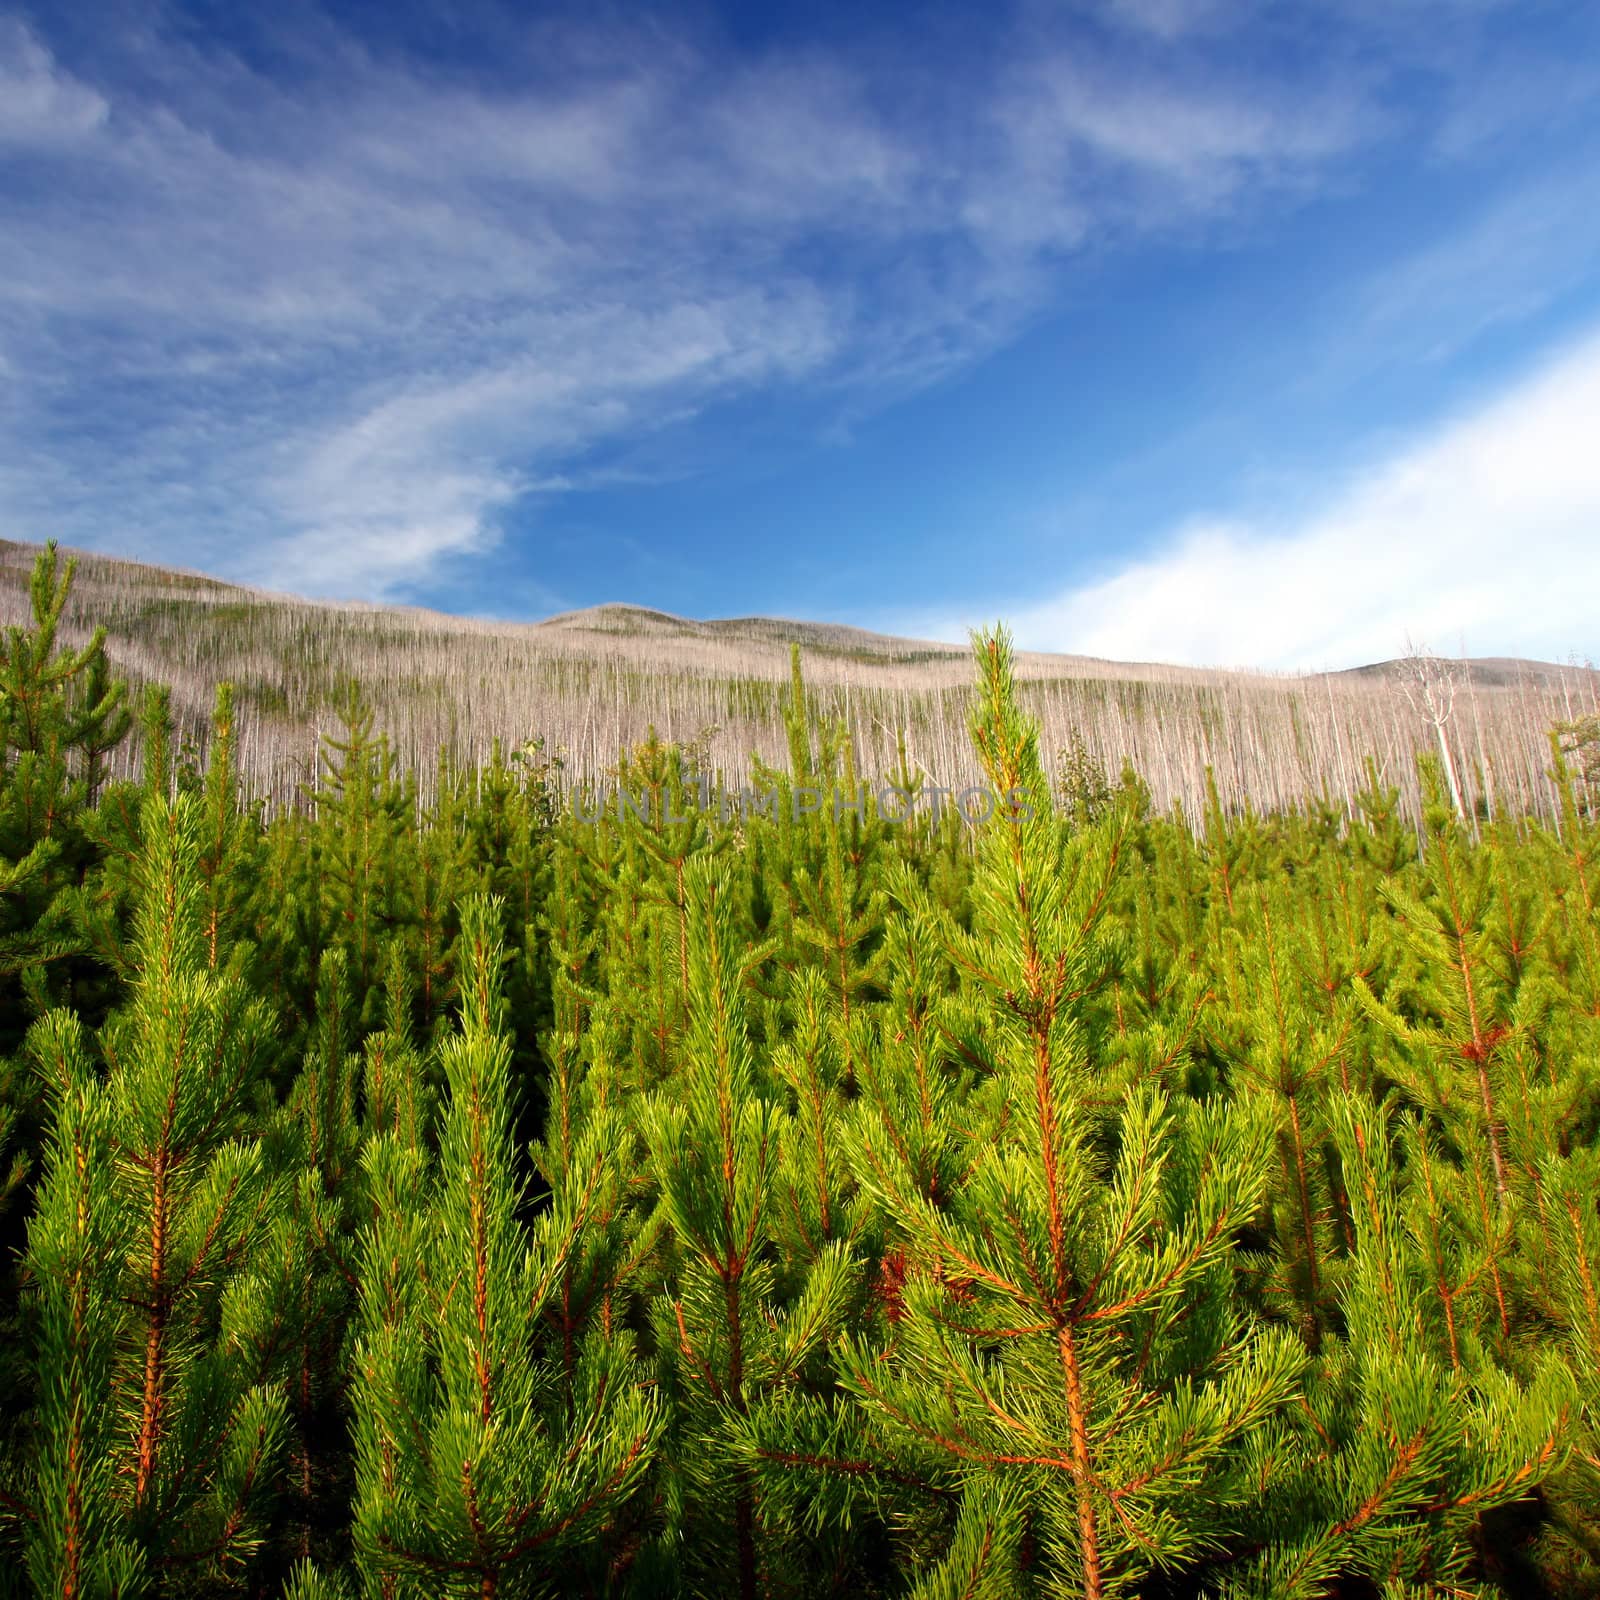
xmin=1219 ymin=885 xmax=1355 ymax=1351
xmin=347 ymin=896 xmax=659 ymax=1598
xmin=13 ymin=792 xmax=287 ymax=1594
xmin=1356 ymin=761 xmax=1522 ymax=1233
xmin=528 ymin=862 xmax=659 ymax=1411
xmin=814 ymin=629 xmax=1306 ymax=1597
xmin=640 ymin=858 xmax=858 ymax=1599
xmin=1 ymin=541 xmax=132 ymax=1066
xmin=0 ymin=543 xmax=130 ymax=995
xmin=784 ymin=765 xmax=892 ymax=1090
xmin=314 ymin=683 xmax=410 ymax=1026
xmin=1233 ymin=1093 xmax=1573 ymax=1599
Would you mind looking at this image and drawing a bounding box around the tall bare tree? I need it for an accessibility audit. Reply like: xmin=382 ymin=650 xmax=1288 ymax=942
xmin=1396 ymin=639 xmax=1466 ymax=819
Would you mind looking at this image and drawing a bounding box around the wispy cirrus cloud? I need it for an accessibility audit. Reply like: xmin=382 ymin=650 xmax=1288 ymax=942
xmin=0 ymin=16 xmax=106 ymax=144
xmin=1352 ymin=164 xmax=1600 ymax=366
xmin=0 ymin=2 xmax=1556 ymax=604
xmin=258 ymin=284 xmax=841 ymax=594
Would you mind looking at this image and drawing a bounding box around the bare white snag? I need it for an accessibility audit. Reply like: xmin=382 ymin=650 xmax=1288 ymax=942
xmin=1396 ymin=638 xmax=1466 ymax=819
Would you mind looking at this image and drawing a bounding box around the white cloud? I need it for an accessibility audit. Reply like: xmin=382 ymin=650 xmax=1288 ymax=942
xmin=0 ymin=20 xmax=107 ymax=145
xmin=1000 ymin=324 xmax=1600 ymax=669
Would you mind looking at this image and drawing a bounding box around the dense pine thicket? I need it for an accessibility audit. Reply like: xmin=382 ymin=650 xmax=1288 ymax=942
xmin=0 ymin=544 xmax=1597 ymax=1599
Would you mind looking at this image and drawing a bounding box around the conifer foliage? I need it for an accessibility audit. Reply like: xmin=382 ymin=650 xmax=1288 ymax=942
xmin=821 ymin=632 xmax=1306 ymax=1597
xmin=1 ymin=546 xmax=1598 ymax=1598
xmin=643 ymin=860 xmax=856 ymax=1598
xmin=15 ymin=793 xmax=285 ymax=1594
xmin=346 ymin=896 xmax=658 ymax=1598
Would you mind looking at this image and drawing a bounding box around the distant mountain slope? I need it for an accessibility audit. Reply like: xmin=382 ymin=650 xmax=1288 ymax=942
xmin=539 ymin=602 xmax=969 ymax=660
xmin=2 ymin=538 xmax=1593 ymax=822
xmin=1334 ymin=655 xmax=1584 ymax=689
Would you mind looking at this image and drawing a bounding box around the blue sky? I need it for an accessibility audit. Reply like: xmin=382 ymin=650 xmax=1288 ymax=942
xmin=3 ymin=0 xmax=1599 ymax=669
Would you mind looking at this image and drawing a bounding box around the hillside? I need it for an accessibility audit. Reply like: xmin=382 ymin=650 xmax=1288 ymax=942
xmin=2 ymin=537 xmax=1593 ymax=821
xmin=539 ymin=602 xmax=973 ymax=661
